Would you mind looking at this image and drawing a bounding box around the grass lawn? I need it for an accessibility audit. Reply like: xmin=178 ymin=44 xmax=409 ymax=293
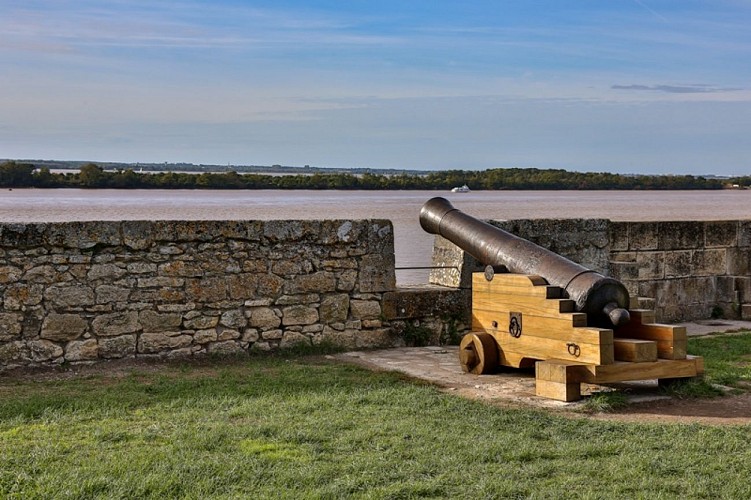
xmin=1 ymin=334 xmax=751 ymax=498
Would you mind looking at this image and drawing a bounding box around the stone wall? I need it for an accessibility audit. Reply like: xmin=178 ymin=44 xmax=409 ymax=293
xmin=1 ymin=219 xmax=450 ymax=369
xmin=609 ymin=221 xmax=751 ymax=322
xmin=430 ymin=218 xmax=751 ymax=323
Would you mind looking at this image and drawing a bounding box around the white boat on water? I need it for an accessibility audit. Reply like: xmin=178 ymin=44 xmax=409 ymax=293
xmin=450 ymin=184 xmax=471 ymax=193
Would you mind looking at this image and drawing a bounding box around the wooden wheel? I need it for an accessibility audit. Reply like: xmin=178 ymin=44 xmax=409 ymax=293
xmin=459 ymin=333 xmax=498 ymax=374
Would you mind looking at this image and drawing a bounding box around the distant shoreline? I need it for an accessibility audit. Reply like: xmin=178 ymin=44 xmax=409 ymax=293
xmin=3 ymin=160 xmax=747 ymax=191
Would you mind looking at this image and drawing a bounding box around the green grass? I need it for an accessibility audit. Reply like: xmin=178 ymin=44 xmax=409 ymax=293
xmin=1 ymin=339 xmax=751 ymax=498
xmin=688 ymin=331 xmax=751 ymax=387
xmin=581 ymin=391 xmax=629 ymax=413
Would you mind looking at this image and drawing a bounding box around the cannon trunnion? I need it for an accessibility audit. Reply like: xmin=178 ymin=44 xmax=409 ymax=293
xmin=419 ymin=197 xmax=704 ymax=402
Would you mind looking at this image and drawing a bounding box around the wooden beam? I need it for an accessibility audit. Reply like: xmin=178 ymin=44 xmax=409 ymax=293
xmin=613 ymin=338 xmax=658 ymax=362
xmin=570 ymin=358 xmax=700 ymax=384
xmin=490 ymin=332 xmax=613 ymax=365
xmin=535 ymin=360 xmax=582 ymax=402
xmin=472 ymin=310 xmax=608 ymax=343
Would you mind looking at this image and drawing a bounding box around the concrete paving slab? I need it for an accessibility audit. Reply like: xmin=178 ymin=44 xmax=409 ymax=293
xmin=676 ymin=319 xmax=751 ymax=337
xmin=336 ymin=320 xmax=751 ymax=408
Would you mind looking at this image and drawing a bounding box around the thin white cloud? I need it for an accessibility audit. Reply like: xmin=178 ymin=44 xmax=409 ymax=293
xmin=612 ymin=84 xmax=745 ymax=94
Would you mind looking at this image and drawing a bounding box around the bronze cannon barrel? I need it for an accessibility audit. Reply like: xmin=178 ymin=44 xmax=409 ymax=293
xmin=420 ymin=197 xmax=630 ymax=327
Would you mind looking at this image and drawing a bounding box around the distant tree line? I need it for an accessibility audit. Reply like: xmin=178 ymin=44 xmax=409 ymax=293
xmin=0 ymin=160 xmax=742 ymax=190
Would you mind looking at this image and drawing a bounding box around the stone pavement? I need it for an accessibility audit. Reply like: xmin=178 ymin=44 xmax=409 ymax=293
xmin=336 ymin=320 xmax=751 ymax=409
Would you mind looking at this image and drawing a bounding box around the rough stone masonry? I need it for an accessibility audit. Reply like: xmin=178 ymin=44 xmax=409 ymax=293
xmin=0 ymin=219 xmax=409 ymax=368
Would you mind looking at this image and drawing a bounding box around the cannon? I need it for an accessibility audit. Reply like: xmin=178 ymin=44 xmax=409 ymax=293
xmin=419 ymin=197 xmax=704 ymax=401
xmin=420 ymin=197 xmax=629 ymax=328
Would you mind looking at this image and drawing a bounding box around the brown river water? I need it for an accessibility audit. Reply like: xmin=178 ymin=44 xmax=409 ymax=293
xmin=2 ymin=189 xmax=750 ymax=284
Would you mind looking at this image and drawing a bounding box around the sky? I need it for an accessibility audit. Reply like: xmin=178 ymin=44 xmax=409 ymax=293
xmin=2 ymin=1 xmax=751 ymax=175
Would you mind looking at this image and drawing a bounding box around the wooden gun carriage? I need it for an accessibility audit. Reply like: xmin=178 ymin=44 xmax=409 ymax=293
xmin=420 ymin=197 xmax=703 ymax=402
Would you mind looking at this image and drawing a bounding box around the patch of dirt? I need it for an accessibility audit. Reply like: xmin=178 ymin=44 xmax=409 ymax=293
xmin=0 ymin=357 xmax=225 ymax=384
xmin=590 ymin=393 xmax=751 ymax=425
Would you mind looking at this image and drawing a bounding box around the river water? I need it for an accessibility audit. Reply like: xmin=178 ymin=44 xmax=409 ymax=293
xmin=2 ymin=189 xmax=750 ymax=284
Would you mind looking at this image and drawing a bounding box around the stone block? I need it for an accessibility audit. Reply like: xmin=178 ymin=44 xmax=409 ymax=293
xmin=98 ymin=335 xmax=137 ymax=358
xmin=321 ymin=220 xmax=364 ymax=245
xmin=286 ymin=272 xmax=336 ymax=294
xmin=0 ymin=313 xmax=22 ymax=341
xmin=138 ymin=332 xmax=192 ymax=354
xmin=608 ymin=261 xmax=638 ymax=282
xmin=692 ymin=249 xmax=727 ymax=276
xmin=22 ymin=265 xmax=58 ymax=284
xmin=225 ymin=273 xmax=257 ymax=299
xmin=317 ymin=326 xmax=357 ymax=349
xmin=248 ymin=307 xmax=281 ymax=329
xmin=320 ymin=294 xmax=350 ymax=323
xmin=158 ymin=245 xmax=184 ymax=255
xmin=280 ymin=331 xmax=311 ymax=349
xmin=281 ymin=305 xmax=318 ymax=326
xmin=428 ymin=236 xmax=484 ymax=289
xmin=121 ymin=220 xmax=156 ymax=250
xmin=651 ymin=278 xmax=717 ymax=322
xmin=158 ymin=261 xmax=204 ymax=277
xmin=271 ymin=259 xmax=314 ymax=276
xmin=194 ymin=329 xmax=218 ymax=344
xmin=65 ymin=339 xmax=99 ymax=361
xmin=262 ymin=329 xmax=283 ymax=340
xmin=0 ymin=223 xmax=46 ymax=248
xmin=263 ymin=220 xmax=306 ymax=242
xmin=185 ymin=277 xmax=228 ymax=303
xmin=742 ymin=304 xmax=751 ymax=321
xmin=350 ymin=300 xmax=381 ymax=320
xmin=183 ymin=314 xmax=219 ymax=330
xmin=218 ymin=329 xmax=241 ymax=341
xmin=609 ymin=222 xmax=629 ymax=252
xmin=359 ymin=254 xmax=396 ymax=293
xmin=716 ymin=276 xmax=738 ymax=303
xmin=241 ymin=259 xmax=267 ymax=273
xmin=367 ymin=220 xmax=395 ymax=255
xmin=139 ymin=310 xmax=182 ymax=332
xmin=92 ymin=311 xmax=140 ymax=337
xmin=41 ymin=314 xmax=88 ymax=341
xmin=276 ymin=294 xmax=319 ymax=306
xmin=734 ymin=277 xmax=751 ymax=303
xmin=137 ymin=277 xmax=184 ymax=288
xmin=46 ymin=221 xmax=122 ymax=249
xmin=727 ymin=248 xmax=751 ymax=275
xmin=220 ymin=309 xmax=247 ymax=329
xmin=663 ymin=251 xmax=691 ymax=278
xmin=0 ymin=265 xmax=22 ymax=284
xmin=0 ymin=341 xmax=30 ymax=364
xmin=628 ymin=222 xmax=659 ymax=251
xmin=242 ymin=329 xmax=259 ymax=343
xmin=658 ymin=221 xmax=703 ymax=250
xmin=382 ymin=286 xmax=470 ymax=322
xmin=127 ymin=262 xmax=158 ymax=274
xmin=740 ymin=221 xmax=751 ymax=247
xmin=355 ymin=328 xmax=394 ymax=348
xmin=87 ymin=263 xmax=126 ymax=281
xmin=705 ymin=221 xmax=738 ymax=248
xmin=244 ymin=298 xmax=273 ymax=307
xmin=207 ymin=340 xmax=245 ymax=355
xmin=3 ymin=284 xmax=44 ymax=310
xmin=637 ymin=251 xmax=666 ymax=279
xmin=336 ymin=270 xmax=358 ymax=292
xmin=44 ymin=285 xmax=95 ymax=308
xmin=95 ymin=285 xmax=131 ymax=304
xmin=29 ymin=340 xmax=63 ymax=362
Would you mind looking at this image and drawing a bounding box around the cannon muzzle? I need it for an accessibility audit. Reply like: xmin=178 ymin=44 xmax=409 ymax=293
xmin=420 ymin=197 xmax=630 ymax=327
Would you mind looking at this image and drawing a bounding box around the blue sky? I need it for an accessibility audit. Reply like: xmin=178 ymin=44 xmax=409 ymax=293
xmin=2 ymin=1 xmax=750 ymax=174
